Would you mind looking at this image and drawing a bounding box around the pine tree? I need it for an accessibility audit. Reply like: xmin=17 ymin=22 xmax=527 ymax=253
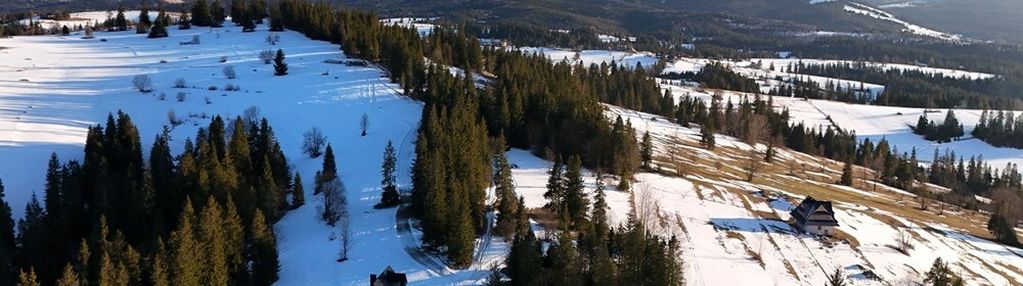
xmin=178 ymin=12 xmax=192 ymax=30
xmin=0 ymin=178 xmax=13 ymax=286
xmin=378 ymin=140 xmax=399 ymax=208
xmin=139 ymin=6 xmax=152 ymax=29
xmin=493 ymin=134 xmax=518 ymax=238
xmin=44 ymin=153 xmax=62 ymax=218
xmin=149 ymin=239 xmax=169 ymax=286
xmin=115 ymin=7 xmax=128 ymax=31
xmin=827 ymin=267 xmax=847 ymax=286
xmin=273 ymin=49 xmax=288 ymax=76
xmin=291 ymin=172 xmax=305 ymax=208
xmin=544 ymin=234 xmax=582 ymax=285
xmin=320 ymin=144 xmax=337 ymax=183
xmin=191 ymin=0 xmax=210 ymax=27
xmin=506 ymin=200 xmax=542 ymax=286
xmin=250 ymin=210 xmax=279 ymax=286
xmin=18 ymin=268 xmax=39 ymax=286
xmin=148 ymin=14 xmax=168 ymax=38
xmin=170 ymin=200 xmax=200 ymax=286
xmin=220 ymin=196 xmax=245 ymax=281
xmin=562 ymin=155 xmax=589 ymax=230
xmin=640 ymin=131 xmax=653 ymax=169
xmin=841 ymin=158 xmax=854 ymax=186
xmin=544 ymin=156 xmax=565 ymax=215
xmin=700 ymin=117 xmax=716 ymax=150
xmin=198 ymin=199 xmax=228 ymax=286
xmin=210 ymin=0 xmax=226 ymax=27
xmin=55 ymin=263 xmax=79 ymax=286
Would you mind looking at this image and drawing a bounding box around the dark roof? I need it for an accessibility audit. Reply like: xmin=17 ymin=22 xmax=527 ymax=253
xmin=789 ymin=196 xmax=839 ymax=227
xmin=371 ymin=266 xmax=408 ymax=286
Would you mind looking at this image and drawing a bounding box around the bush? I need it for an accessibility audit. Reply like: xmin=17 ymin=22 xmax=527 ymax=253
xmin=205 ymin=96 xmax=212 ymax=104
xmin=168 ymin=110 xmax=180 ymax=126
xmin=302 ymin=127 xmax=327 ymax=158
xmin=259 ymin=50 xmax=274 ymax=64
xmin=223 ymin=65 xmax=236 ymax=79
xmin=132 ymin=75 xmax=153 ymax=92
xmin=176 ymin=92 xmax=186 ymax=102
xmin=208 ymin=86 xmax=218 ymax=91
xmin=158 ymin=92 xmax=166 ymax=100
xmin=174 ymin=78 xmax=186 ymax=88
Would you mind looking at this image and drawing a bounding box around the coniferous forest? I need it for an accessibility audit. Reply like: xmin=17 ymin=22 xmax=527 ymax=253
xmin=0 ymin=113 xmax=286 ymax=285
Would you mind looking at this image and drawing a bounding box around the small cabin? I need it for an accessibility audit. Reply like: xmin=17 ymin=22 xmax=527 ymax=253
xmin=790 ymin=196 xmax=839 ymax=235
xmin=370 ymin=265 xmax=407 ymax=286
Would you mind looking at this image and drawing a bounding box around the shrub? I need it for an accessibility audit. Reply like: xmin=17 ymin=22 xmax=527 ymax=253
xmin=174 ymin=78 xmax=186 ymax=88
xmin=176 ymin=92 xmax=186 ymax=102
xmin=132 ymin=75 xmax=153 ymax=92
xmin=223 ymin=65 xmax=236 ymax=79
xmin=158 ymin=92 xmax=166 ymax=100
xmin=259 ymin=50 xmax=274 ymax=64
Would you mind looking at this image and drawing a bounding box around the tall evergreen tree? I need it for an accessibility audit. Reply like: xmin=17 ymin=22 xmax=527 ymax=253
xmin=0 ymin=179 xmax=14 ymax=286
xmin=640 ymin=131 xmax=653 ymax=169
xmin=273 ymin=49 xmax=288 ymax=75
xmin=493 ymin=134 xmax=518 ymax=238
xmin=250 ymin=210 xmax=279 ymax=286
xmin=379 ymin=140 xmax=399 ymax=208
xmin=562 ymin=155 xmax=589 ymax=230
xmin=198 ymin=199 xmax=228 ymax=286
xmin=191 ymin=0 xmax=211 ymax=27
xmin=841 ymin=158 xmax=855 ymax=186
xmin=319 ymin=144 xmax=337 ymax=184
xmin=170 ymin=200 xmax=200 ymax=286
xmin=291 ymin=172 xmax=305 ymax=208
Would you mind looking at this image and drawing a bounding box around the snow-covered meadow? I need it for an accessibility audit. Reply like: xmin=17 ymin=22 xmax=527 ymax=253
xmin=0 ymin=22 xmax=507 ymax=285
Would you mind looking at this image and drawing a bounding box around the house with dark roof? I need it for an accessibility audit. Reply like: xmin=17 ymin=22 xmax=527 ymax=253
xmin=790 ymin=196 xmax=839 ymax=235
xmin=370 ymin=265 xmax=407 ymax=286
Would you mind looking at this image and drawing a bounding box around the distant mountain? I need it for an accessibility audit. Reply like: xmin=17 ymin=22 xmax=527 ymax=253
xmin=859 ymin=0 xmax=1023 ymax=44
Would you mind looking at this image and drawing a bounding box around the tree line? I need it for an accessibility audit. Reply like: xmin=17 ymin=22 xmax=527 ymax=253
xmin=973 ymin=110 xmax=1023 ymax=149
xmin=914 ymin=110 xmax=964 ymax=143
xmin=0 ymin=112 xmax=287 ymax=285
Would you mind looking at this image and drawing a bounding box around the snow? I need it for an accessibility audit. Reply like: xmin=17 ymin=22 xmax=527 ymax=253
xmin=752 ymin=58 xmax=996 ymax=80
xmin=843 ymin=2 xmax=963 ymax=41
xmin=518 ymin=47 xmax=659 ymax=69
xmin=603 ymin=104 xmax=1023 ymax=285
xmin=0 ymin=23 xmax=505 ymax=285
xmin=19 ymin=10 xmax=181 ymax=30
xmin=380 ymin=18 xmax=435 ymax=37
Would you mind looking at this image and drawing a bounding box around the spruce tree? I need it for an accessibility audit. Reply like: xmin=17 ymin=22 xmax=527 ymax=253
xmin=544 ymin=156 xmax=565 ymax=215
xmin=379 ymin=140 xmax=400 ymax=208
xmin=210 ymin=0 xmax=227 ymax=27
xmin=18 ymin=268 xmax=39 ymax=286
xmin=115 ymin=7 xmax=128 ymax=31
xmin=291 ymin=172 xmax=305 ymax=208
xmin=150 ymin=239 xmax=170 ymax=286
xmin=273 ymin=49 xmax=288 ymax=76
xmin=640 ymin=131 xmax=653 ymax=169
xmin=562 ymin=155 xmax=588 ymax=230
xmin=178 ymin=12 xmax=192 ymax=30
xmin=221 ymin=196 xmax=246 ymax=281
xmin=250 ymin=210 xmax=279 ymax=286
xmin=700 ymin=117 xmax=716 ymax=150
xmin=320 ymin=144 xmax=336 ymax=183
xmin=841 ymin=158 xmax=854 ymax=186
xmin=44 ymin=153 xmax=62 ymax=219
xmin=55 ymin=263 xmax=79 ymax=286
xmin=139 ymin=6 xmax=151 ymax=29
xmin=191 ymin=0 xmax=210 ymax=27
xmin=493 ymin=134 xmax=518 ymax=238
xmin=506 ymin=200 xmax=542 ymax=286
xmin=827 ymin=268 xmax=847 ymax=286
xmin=170 ymin=200 xmax=200 ymax=286
xmin=198 ymin=199 xmax=228 ymax=286
xmin=148 ymin=15 xmax=168 ymax=38
xmin=0 ymin=179 xmax=14 ymax=286
xmin=544 ymin=234 xmax=582 ymax=285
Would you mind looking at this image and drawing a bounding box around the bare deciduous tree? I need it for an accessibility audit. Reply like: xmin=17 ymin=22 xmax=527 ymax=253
xmin=223 ymin=65 xmax=236 ymax=79
xmin=895 ymin=227 xmax=914 ymax=254
xmin=633 ymin=185 xmax=660 ymax=229
xmin=320 ymin=178 xmax=347 ymax=226
xmin=303 ymin=127 xmax=327 ymax=158
xmin=259 ymin=50 xmax=274 ymax=64
xmin=132 ymin=74 xmax=153 ymax=92
xmin=337 ymin=213 xmax=353 ymax=262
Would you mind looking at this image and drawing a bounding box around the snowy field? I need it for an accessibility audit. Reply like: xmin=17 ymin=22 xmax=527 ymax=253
xmin=20 ymin=10 xmax=180 ymax=30
xmin=843 ymin=2 xmax=962 ymax=41
xmin=519 ymin=47 xmax=659 ymax=69
xmin=605 ymin=105 xmax=1023 ymax=286
xmin=660 ymin=83 xmax=1023 ymax=170
xmin=381 ymin=18 xmax=435 ymax=37
xmin=0 ymin=23 xmax=506 ymax=285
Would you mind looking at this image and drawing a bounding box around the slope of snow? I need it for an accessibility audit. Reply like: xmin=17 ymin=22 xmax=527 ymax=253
xmin=751 ymin=58 xmax=996 ymax=80
xmin=519 ymin=47 xmax=659 ymax=69
xmin=605 ymin=104 xmax=1023 ymax=285
xmin=380 ymin=18 xmax=435 ymax=37
xmin=660 ymin=83 xmax=1023 ymax=175
xmin=19 ymin=10 xmax=181 ymax=30
xmin=0 ymin=23 xmax=505 ymax=285
xmin=843 ymin=2 xmax=962 ymax=41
